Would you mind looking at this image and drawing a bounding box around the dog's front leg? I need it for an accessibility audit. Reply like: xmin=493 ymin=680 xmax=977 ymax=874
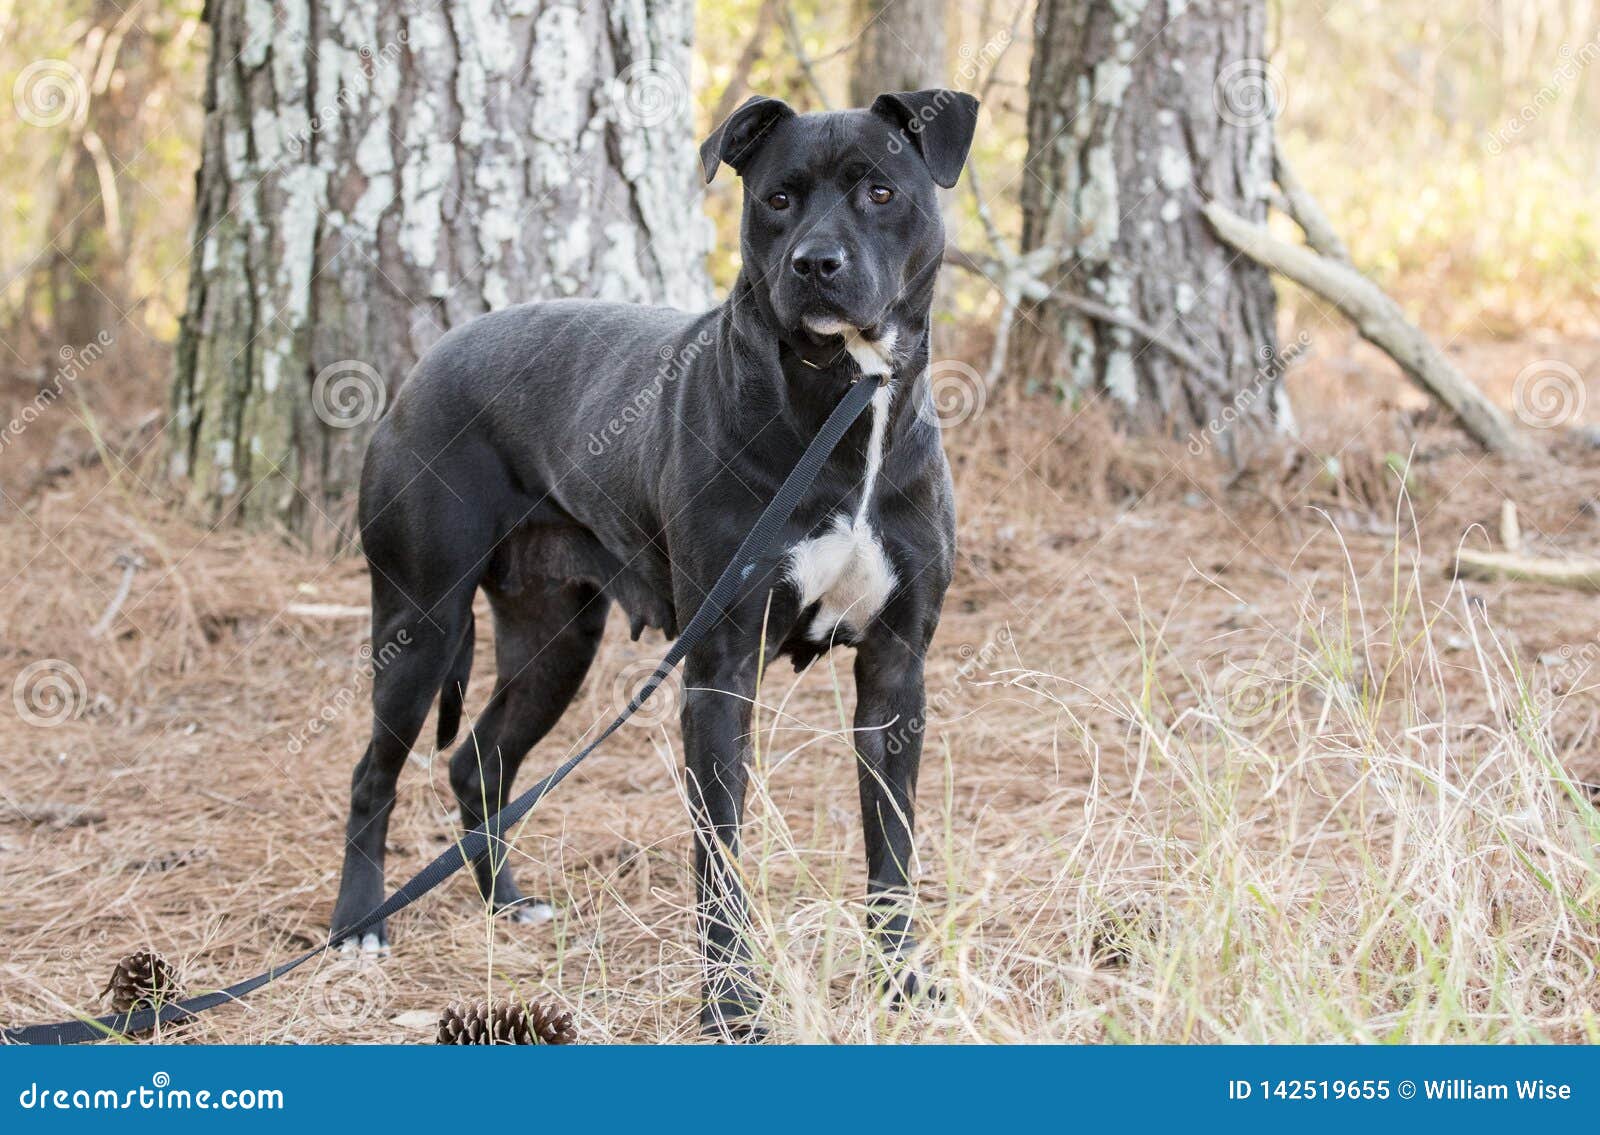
xmin=680 ymin=645 xmax=762 ymax=1038
xmin=853 ymin=630 xmax=935 ymax=1003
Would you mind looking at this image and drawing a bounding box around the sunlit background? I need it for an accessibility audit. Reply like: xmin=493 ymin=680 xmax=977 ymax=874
xmin=2 ymin=1 xmax=1595 ymax=371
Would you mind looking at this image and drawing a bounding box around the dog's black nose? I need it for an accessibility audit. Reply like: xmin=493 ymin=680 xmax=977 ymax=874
xmin=791 ymin=243 xmax=845 ymax=281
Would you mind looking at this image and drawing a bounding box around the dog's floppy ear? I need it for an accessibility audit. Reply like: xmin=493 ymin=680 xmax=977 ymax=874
xmin=700 ymin=95 xmax=796 ymax=183
xmin=870 ymin=89 xmax=980 ymax=189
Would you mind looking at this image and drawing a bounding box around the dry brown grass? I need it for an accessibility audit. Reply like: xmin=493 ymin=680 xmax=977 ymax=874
xmin=3 ymin=336 xmax=1600 ymax=1043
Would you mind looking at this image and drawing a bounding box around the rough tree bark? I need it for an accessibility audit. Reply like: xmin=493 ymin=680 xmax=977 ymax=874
xmin=848 ymin=0 xmax=946 ymax=106
xmin=172 ymin=0 xmax=710 ymax=547
xmin=1008 ymin=0 xmax=1286 ymax=458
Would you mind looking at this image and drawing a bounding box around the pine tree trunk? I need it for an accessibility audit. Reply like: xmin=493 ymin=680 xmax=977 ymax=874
xmin=172 ymin=0 xmax=710 ymax=548
xmin=848 ymin=0 xmax=947 ymax=106
xmin=1008 ymin=0 xmax=1287 ymax=459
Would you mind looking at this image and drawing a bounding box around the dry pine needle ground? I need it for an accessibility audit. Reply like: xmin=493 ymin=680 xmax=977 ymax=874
xmin=3 ymin=343 xmax=1600 ymax=1043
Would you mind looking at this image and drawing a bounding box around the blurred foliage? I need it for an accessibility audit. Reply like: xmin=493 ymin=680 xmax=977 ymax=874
xmin=0 ymin=0 xmax=204 ymax=356
xmin=1278 ymin=0 xmax=1600 ymax=333
xmin=1 ymin=0 xmax=1593 ymax=365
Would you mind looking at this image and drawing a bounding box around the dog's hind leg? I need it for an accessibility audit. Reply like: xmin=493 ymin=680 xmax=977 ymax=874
xmin=330 ymin=578 xmax=475 ymax=955
xmin=449 ymin=580 xmax=609 ymax=922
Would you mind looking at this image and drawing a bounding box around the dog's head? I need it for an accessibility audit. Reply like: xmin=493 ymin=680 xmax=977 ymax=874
xmin=701 ymin=90 xmax=979 ymax=354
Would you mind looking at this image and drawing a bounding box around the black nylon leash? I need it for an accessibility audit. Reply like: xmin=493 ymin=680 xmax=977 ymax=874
xmin=4 ymin=373 xmax=882 ymax=1045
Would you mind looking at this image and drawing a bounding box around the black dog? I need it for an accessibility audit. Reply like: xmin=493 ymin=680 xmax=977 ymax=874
xmin=330 ymin=89 xmax=979 ymax=1035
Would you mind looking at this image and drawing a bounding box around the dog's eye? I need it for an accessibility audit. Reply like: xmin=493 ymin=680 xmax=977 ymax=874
xmin=766 ymin=192 xmax=790 ymax=211
xmin=868 ymin=185 xmax=894 ymax=205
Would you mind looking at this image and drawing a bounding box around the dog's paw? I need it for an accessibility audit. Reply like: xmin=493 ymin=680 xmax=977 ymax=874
xmin=335 ymin=931 xmax=390 ymax=959
xmin=883 ymin=965 xmax=942 ymax=1009
xmin=497 ymin=898 xmax=555 ymax=926
xmin=701 ymin=1018 xmax=770 ymax=1044
xmin=699 ymin=1004 xmax=769 ymax=1044
xmin=699 ymin=968 xmax=766 ymax=1041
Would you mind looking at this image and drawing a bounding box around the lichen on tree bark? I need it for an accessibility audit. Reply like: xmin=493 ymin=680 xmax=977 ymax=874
xmin=1009 ymin=0 xmax=1286 ymax=461
xmin=172 ymin=0 xmax=710 ymax=547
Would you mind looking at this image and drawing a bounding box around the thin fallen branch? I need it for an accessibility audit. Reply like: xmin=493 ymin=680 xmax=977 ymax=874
xmin=1271 ymin=140 xmax=1349 ymax=263
xmin=284 ymin=602 xmax=369 ymax=620
xmin=1454 ymin=549 xmax=1600 ymax=591
xmin=1201 ymin=201 xmax=1533 ymax=456
xmin=1499 ymin=499 xmax=1522 ymax=554
xmin=89 ymin=551 xmax=143 ymax=638
xmin=944 ymin=244 xmax=1223 ymax=384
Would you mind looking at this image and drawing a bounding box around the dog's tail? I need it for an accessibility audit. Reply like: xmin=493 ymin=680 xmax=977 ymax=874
xmin=436 ymin=611 xmax=475 ymax=750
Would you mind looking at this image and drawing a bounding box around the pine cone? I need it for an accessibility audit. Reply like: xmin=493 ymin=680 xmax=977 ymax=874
xmin=103 ymin=950 xmax=186 ymax=1032
xmin=436 ymin=998 xmax=576 ymax=1045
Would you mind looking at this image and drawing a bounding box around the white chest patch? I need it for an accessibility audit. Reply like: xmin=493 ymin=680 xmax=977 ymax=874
xmin=788 ymin=511 xmax=898 ymax=642
xmin=786 ymin=327 xmax=899 ymax=643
